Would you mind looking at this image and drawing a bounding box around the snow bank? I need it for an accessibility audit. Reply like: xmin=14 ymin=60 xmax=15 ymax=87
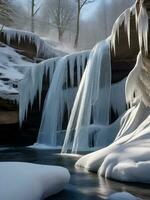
xmin=109 ymin=192 xmax=139 ymax=200
xmin=0 ymin=162 xmax=70 ymax=200
xmin=99 ymin=138 xmax=150 ymax=183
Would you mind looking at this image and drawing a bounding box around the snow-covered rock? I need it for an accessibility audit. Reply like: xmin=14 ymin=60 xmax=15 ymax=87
xmin=0 ymin=162 xmax=70 ymax=200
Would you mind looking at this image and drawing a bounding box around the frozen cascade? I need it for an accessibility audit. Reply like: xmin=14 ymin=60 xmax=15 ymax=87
xmin=62 ymin=39 xmax=112 ymax=153
xmin=36 ymin=51 xmax=90 ymax=147
xmin=34 ymin=1 xmax=136 ymax=151
xmin=19 ymin=57 xmax=58 ymax=126
xmin=61 ymin=2 xmax=140 ymax=153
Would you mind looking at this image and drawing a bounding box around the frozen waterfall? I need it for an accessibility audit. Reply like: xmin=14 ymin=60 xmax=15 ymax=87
xmin=62 ymin=39 xmax=111 ymax=153
xmin=35 ymin=1 xmax=134 ymax=150
xmin=36 ymin=51 xmax=90 ymax=147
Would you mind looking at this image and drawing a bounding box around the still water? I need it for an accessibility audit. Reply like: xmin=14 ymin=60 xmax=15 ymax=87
xmin=0 ymin=147 xmax=150 ymax=200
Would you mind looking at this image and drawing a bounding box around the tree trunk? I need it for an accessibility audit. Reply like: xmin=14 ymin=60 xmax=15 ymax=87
xmin=31 ymin=0 xmax=35 ymax=33
xmin=58 ymin=28 xmax=63 ymax=41
xmin=74 ymin=0 xmax=80 ymax=48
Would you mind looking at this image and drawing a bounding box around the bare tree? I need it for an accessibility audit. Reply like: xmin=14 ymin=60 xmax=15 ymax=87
xmin=31 ymin=0 xmax=40 ymax=33
xmin=74 ymin=0 xmax=94 ymax=48
xmin=45 ymin=0 xmax=75 ymax=41
xmin=0 ymin=0 xmax=14 ymax=26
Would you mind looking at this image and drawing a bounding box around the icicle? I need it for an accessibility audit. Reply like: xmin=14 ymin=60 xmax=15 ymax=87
xmin=124 ymin=8 xmax=131 ymax=47
xmin=110 ymin=2 xmax=140 ymax=51
xmin=77 ymin=55 xmax=81 ymax=85
xmin=18 ymin=57 xmax=59 ymax=126
xmin=111 ymin=12 xmax=125 ymax=54
xmin=132 ymin=1 xmax=139 ymax=30
xmin=69 ymin=56 xmax=75 ymax=87
xmin=18 ymin=70 xmax=32 ymax=127
xmin=81 ymin=54 xmax=85 ymax=73
xmin=138 ymin=5 xmax=149 ymax=54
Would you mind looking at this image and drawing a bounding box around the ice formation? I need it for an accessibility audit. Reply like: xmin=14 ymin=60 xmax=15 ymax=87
xmin=61 ymin=3 xmax=136 ymax=153
xmin=110 ymin=2 xmax=137 ymax=52
xmin=62 ymin=39 xmax=112 ymax=153
xmin=36 ymin=37 xmax=126 ymax=151
xmin=36 ymin=1 xmax=134 ymax=150
xmin=19 ymin=57 xmax=58 ymax=126
xmin=0 ymin=37 xmax=61 ymax=126
xmin=37 ymin=50 xmax=90 ymax=147
xmin=138 ymin=5 xmax=149 ymax=54
xmin=1 ymin=26 xmax=57 ymax=58
xmin=0 ymin=162 xmax=70 ymax=200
